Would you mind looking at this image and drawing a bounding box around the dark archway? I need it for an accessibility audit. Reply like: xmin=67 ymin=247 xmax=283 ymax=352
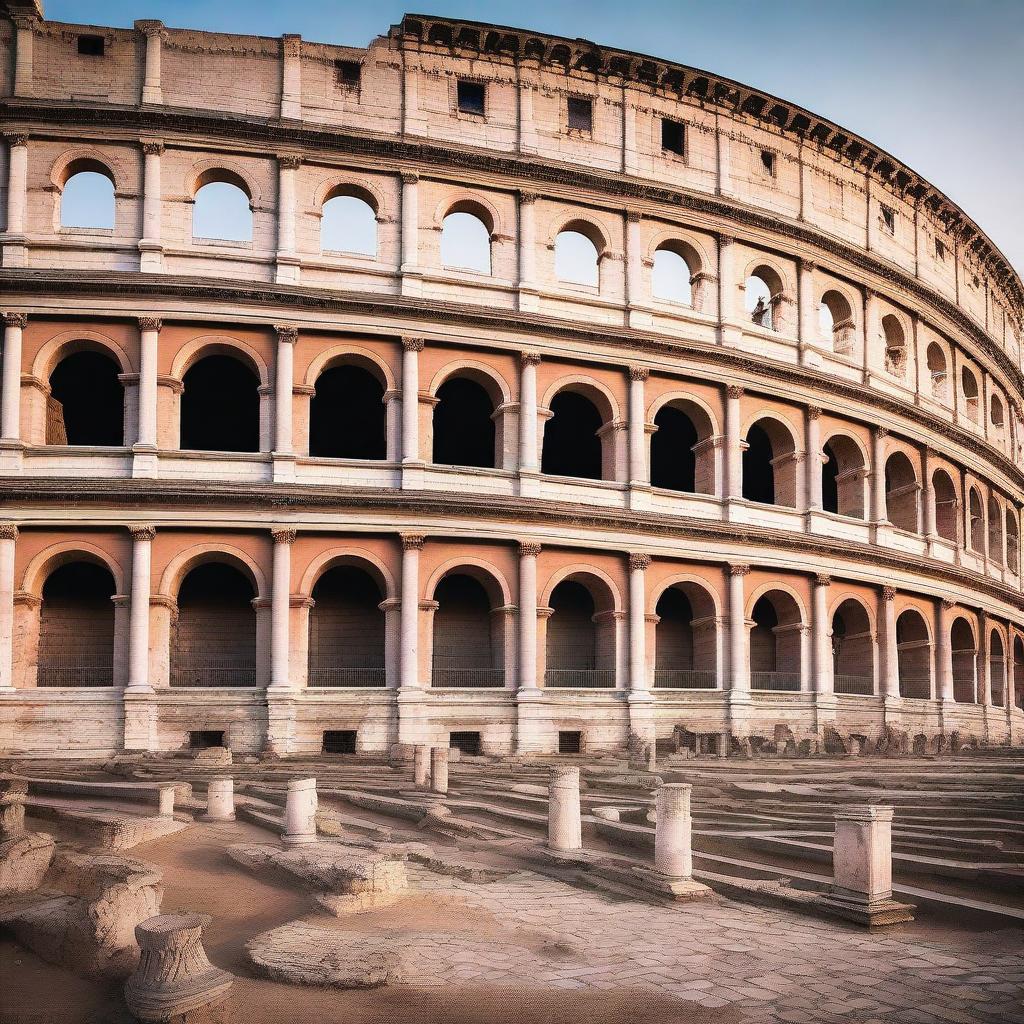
xmin=432 ymin=377 xmax=496 ymax=468
xmin=742 ymin=425 xmax=775 ymax=504
xmin=309 ymin=364 xmax=386 ymax=460
xmin=831 ymin=599 xmax=874 ymax=694
xmin=896 ymin=609 xmax=931 ymax=698
xmin=48 ymin=351 xmax=124 ymax=446
xmin=651 ymin=405 xmax=698 ymax=492
xmin=545 ymin=579 xmax=612 ymax=687
xmin=542 ymin=391 xmax=604 ymax=480
xmin=432 ymin=574 xmax=502 ymax=687
xmin=750 ymin=592 xmax=801 ymax=690
xmin=950 ymin=617 xmax=977 ymax=703
xmin=308 ymin=565 xmax=385 ymax=686
xmin=181 ymin=355 xmax=260 ymax=453
xmin=654 ymin=585 xmax=717 ymax=688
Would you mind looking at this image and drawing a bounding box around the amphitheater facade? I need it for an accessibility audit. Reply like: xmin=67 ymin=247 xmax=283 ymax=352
xmin=0 ymin=3 xmax=1022 ymax=759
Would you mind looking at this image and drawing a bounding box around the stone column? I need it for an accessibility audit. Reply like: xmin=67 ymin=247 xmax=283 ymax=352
xmin=126 ymin=527 xmax=155 ymax=693
xmin=413 ymin=743 xmax=430 ymax=786
xmin=1 ymin=313 xmax=25 ymax=455
xmin=921 ymin=447 xmax=937 ymax=541
xmin=273 ymin=326 xmax=297 ymax=481
xmin=401 ymin=337 xmax=423 ymax=477
xmin=654 ymin=783 xmax=693 ymax=877
xmin=12 ymin=17 xmax=35 ymax=97
xmin=871 ymin=426 xmax=889 ymax=524
xmin=627 ymin=367 xmax=649 ymax=487
xmin=628 ymin=553 xmax=650 ymax=694
xmin=978 ymin=609 xmax=992 ymax=708
xmin=728 ymin=564 xmax=750 ymax=695
xmin=400 ymin=535 xmax=423 ymax=691
xmin=812 ymin=574 xmax=834 ymax=696
xmin=280 ymin=35 xmax=302 ymax=119
xmin=283 ymin=778 xmax=318 ymax=845
xmin=518 ymin=192 xmax=538 ymax=310
xmin=936 ymin=599 xmax=955 ymax=703
xmin=269 ymin=529 xmax=295 ymax=689
xmin=3 ymin=136 xmax=29 ymax=267
xmin=275 ymin=156 xmax=301 ymax=284
xmin=805 ymin=406 xmax=823 ymax=512
xmin=518 ymin=352 xmax=541 ymax=496
xmin=400 ymin=171 xmax=421 ymax=296
xmin=517 ymin=541 xmax=541 ymax=693
xmin=547 ymin=766 xmax=582 ymax=852
xmin=430 ymin=747 xmax=449 ymax=795
xmin=797 ymin=259 xmax=818 ymax=365
xmin=202 ymin=779 xmax=235 ymax=822
xmin=625 ymin=211 xmax=642 ymax=308
xmin=136 ymin=21 xmax=164 ymax=103
xmin=718 ymin=234 xmax=740 ymax=345
xmin=138 ymin=142 xmax=164 ymax=271
xmin=133 ymin=318 xmax=160 ymax=477
xmin=724 ymin=385 xmax=744 ymax=501
xmin=0 ymin=524 xmax=17 ymax=690
xmin=880 ymin=586 xmax=900 ymax=699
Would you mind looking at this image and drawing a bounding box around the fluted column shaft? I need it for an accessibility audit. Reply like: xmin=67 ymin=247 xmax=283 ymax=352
xmin=728 ymin=564 xmax=750 ymax=692
xmin=628 ymin=367 xmax=648 ymax=485
xmin=518 ymin=542 xmax=540 ymax=691
xmin=400 ymin=535 xmax=423 ymax=689
xmin=628 ymin=553 xmax=649 ymax=692
xmin=401 ymin=338 xmax=423 ymax=463
xmin=127 ymin=526 xmax=155 ymax=692
xmin=270 ymin=529 xmax=295 ymax=688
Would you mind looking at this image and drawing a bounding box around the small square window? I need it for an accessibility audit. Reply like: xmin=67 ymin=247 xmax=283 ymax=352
xmin=760 ymin=150 xmax=776 ymax=176
xmin=322 ymin=730 xmax=357 ymax=754
xmin=457 ymin=79 xmax=486 ymax=116
xmin=336 ymin=60 xmax=361 ymax=87
xmin=78 ymin=34 xmax=105 ymax=57
xmin=558 ymin=730 xmax=582 ymax=754
xmin=661 ymin=118 xmax=685 ymax=156
xmin=935 ymin=238 xmax=946 ymax=261
xmin=567 ymin=96 xmax=593 ymax=132
xmin=450 ymin=731 xmax=481 ymax=756
xmin=881 ymin=204 xmax=896 ymax=234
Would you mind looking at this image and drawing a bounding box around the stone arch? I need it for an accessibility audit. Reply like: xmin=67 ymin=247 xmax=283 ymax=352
xmin=186 ymin=161 xmax=260 ymax=204
xmin=1006 ymin=509 xmax=1020 ymax=569
xmin=967 ymin=486 xmax=985 ymax=553
xmin=821 ymin=430 xmax=868 ymax=519
xmin=541 ymin=564 xmax=620 ymax=614
xmin=649 ymin=393 xmax=717 ymax=495
xmin=960 ymin=365 xmax=981 ymax=422
xmin=651 ymin=576 xmax=720 ymax=689
xmin=817 ymin=288 xmax=857 ymax=356
xmin=742 ymin=413 xmax=800 ymax=507
xmin=299 ymin=549 xmax=395 ymax=602
xmin=544 ymin=567 xmax=619 ymax=689
xmin=306 ymin=348 xmax=390 ymax=461
xmin=22 ymin=541 xmax=126 ymax=599
xmin=748 ymin=586 xmax=804 ymax=690
xmin=428 ymin=360 xmax=512 ymax=407
xmin=315 ymin=178 xmax=383 ymax=216
xmin=32 ymin=328 xmax=134 ymax=380
xmin=170 ymin=335 xmax=269 ymax=387
xmin=987 ymin=494 xmax=1004 ymax=563
xmin=926 ymin=341 xmax=949 ymax=400
xmin=990 ymin=626 xmax=1007 ymax=707
xmin=742 ymin=259 xmax=790 ymax=332
xmin=158 ymin=543 xmax=266 ymax=601
xmin=884 ymin=450 xmax=920 ymax=533
xmin=542 ymin=377 xmax=620 ymax=481
xmin=950 ymin=614 xmax=978 ymax=703
xmin=932 ymin=468 xmax=960 ymax=543
xmin=49 ymin=148 xmax=124 ymax=191
xmin=304 ymin=345 xmax=394 ymax=391
xmin=648 ymin=235 xmax=704 ymax=308
xmin=896 ymin=606 xmax=932 ymax=698
xmin=433 ymin=193 xmax=501 ymax=237
xmin=830 ymin=595 xmax=875 ymax=695
xmin=425 ymin=557 xmax=512 ymax=609
xmin=548 ymin=216 xmax=609 ymax=254
xmin=881 ymin=314 xmax=908 ymax=377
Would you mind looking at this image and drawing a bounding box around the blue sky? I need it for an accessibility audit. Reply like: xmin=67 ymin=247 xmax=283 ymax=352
xmin=50 ymin=0 xmax=1024 ymax=275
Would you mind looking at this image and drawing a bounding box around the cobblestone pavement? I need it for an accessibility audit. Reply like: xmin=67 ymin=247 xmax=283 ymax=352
xmin=368 ymin=866 xmax=1023 ymax=1024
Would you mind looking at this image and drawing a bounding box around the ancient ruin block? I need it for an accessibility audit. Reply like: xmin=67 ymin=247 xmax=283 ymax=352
xmin=430 ymin=747 xmax=449 ymax=795
xmin=201 ymin=779 xmax=235 ymax=822
xmin=283 ymin=778 xmax=318 ymax=846
xmin=0 ymin=775 xmax=28 ymax=838
xmin=413 ymin=744 xmax=431 ymax=787
xmin=548 ymin=766 xmax=582 ymax=851
xmin=654 ymin=783 xmax=692 ymax=878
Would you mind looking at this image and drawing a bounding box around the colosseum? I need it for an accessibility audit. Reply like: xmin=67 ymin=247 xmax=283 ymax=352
xmin=0 ymin=1 xmax=1022 ymax=761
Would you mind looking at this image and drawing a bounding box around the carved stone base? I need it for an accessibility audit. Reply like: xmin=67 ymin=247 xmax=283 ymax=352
xmin=819 ymin=892 xmax=915 ymax=928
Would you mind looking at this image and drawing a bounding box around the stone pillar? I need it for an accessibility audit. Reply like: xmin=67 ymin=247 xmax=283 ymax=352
xmin=812 ymin=574 xmax=834 ymax=696
xmin=399 ymin=535 xmax=423 ymax=691
xmin=400 ymin=171 xmax=421 ymax=296
xmin=728 ymin=564 xmax=750 ymax=695
xmin=275 ymin=156 xmax=301 ymax=284
xmin=273 ymin=326 xmax=297 ymax=480
xmin=132 ymin=317 xmax=160 ymax=477
xmin=136 ymin=21 xmax=164 ymax=104
xmin=518 ymin=192 xmax=538 ymax=310
xmin=518 ymin=352 xmax=541 ymax=496
xmin=202 ymin=779 xmax=235 ymax=822
xmin=430 ymin=747 xmax=449 ymax=795
xmin=0 ymin=525 xmax=16 ymax=690
xmin=628 ymin=554 xmax=650 ymax=694
xmin=401 ymin=338 xmax=423 ymax=465
xmin=718 ymin=234 xmax=741 ymax=345
xmin=921 ymin=448 xmax=938 ymax=541
xmin=627 ymin=367 xmax=649 ymax=486
xmin=724 ymin=385 xmax=744 ymax=501
xmin=413 ymin=743 xmax=430 ymax=786
xmin=936 ymin=599 xmax=955 ymax=703
xmin=806 ymin=406 xmax=823 ymax=512
xmin=1 ymin=313 xmax=25 ymax=456
xmin=282 ymin=778 xmax=318 ymax=845
xmin=654 ymin=783 xmax=693 ymax=878
xmin=625 ymin=211 xmax=642 ymax=308
xmin=880 ymin=587 xmax=900 ymax=699
xmin=11 ymin=16 xmax=35 ymax=96
xmin=126 ymin=527 xmax=155 ymax=693
xmin=280 ymin=35 xmax=302 ymax=119
xmin=269 ymin=529 xmax=295 ymax=689
xmin=871 ymin=426 xmax=889 ymax=524
xmin=797 ymin=259 xmax=818 ymax=365
xmin=547 ymin=767 xmax=582 ymax=852
xmin=517 ymin=542 xmax=540 ymax=692
xmin=124 ymin=913 xmax=234 ymax=1022
xmin=138 ymin=143 xmax=164 ymax=271
xmin=3 ymin=135 xmax=28 ymax=268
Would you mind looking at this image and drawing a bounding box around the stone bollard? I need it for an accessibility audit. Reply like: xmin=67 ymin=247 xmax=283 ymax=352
xmin=124 ymin=913 xmax=233 ymax=1023
xmin=0 ymin=776 xmax=28 ymax=840
xmin=430 ymin=747 xmax=449 ymax=795
xmin=823 ymin=805 xmax=914 ymax=926
xmin=654 ymin=783 xmax=693 ymax=878
xmin=547 ymin=766 xmax=582 ymax=852
xmin=202 ymin=779 xmax=235 ymax=822
xmin=282 ymin=778 xmax=318 ymax=846
xmin=413 ymin=744 xmax=431 ymax=787
xmin=157 ymin=786 xmax=176 ymax=818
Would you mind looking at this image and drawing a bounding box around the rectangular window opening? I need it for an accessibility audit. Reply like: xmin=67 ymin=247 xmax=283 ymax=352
xmin=661 ymin=118 xmax=685 ymax=156
xmin=558 ymin=730 xmax=582 ymax=755
xmin=457 ymin=79 xmax=486 ymax=116
xmin=881 ymin=204 xmax=896 ymax=234
xmin=189 ymin=730 xmax=224 ymax=750
xmin=449 ymin=731 xmax=482 ymax=756
xmin=760 ymin=150 xmax=776 ymax=176
xmin=567 ymin=96 xmax=593 ymax=132
xmin=323 ymin=730 xmax=357 ymax=754
xmin=78 ymin=34 xmax=105 ymax=57
xmin=336 ymin=60 xmax=362 ymax=87
xmin=935 ymin=238 xmax=946 ymax=261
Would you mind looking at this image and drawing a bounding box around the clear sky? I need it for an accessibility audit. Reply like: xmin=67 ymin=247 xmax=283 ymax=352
xmin=48 ymin=0 xmax=1024 ymax=276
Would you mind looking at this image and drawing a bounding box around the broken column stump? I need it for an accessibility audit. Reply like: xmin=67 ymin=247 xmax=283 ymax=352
xmin=430 ymin=747 xmax=449 ymax=796
xmin=547 ymin=766 xmax=582 ymax=852
xmin=0 ymin=775 xmax=54 ymax=895
xmin=282 ymin=778 xmax=317 ymax=847
xmin=646 ymin=783 xmax=712 ymax=900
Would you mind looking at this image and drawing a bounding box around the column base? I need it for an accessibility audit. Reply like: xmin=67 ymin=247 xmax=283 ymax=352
xmin=1 ymin=239 xmax=28 ymax=268
xmin=123 ymin=688 xmax=157 ymax=753
xmin=820 ymin=890 xmax=915 ymax=928
xmin=141 ymin=87 xmax=163 ymax=105
xmin=626 ymin=688 xmax=655 ymax=747
xmin=401 ymin=463 xmax=425 ymax=490
xmin=515 ymin=687 xmax=549 ymax=754
xmin=138 ymin=241 xmax=164 ymax=273
xmin=131 ymin=445 xmax=159 ymax=479
xmin=726 ymin=688 xmax=752 ymax=738
xmin=264 ymin=690 xmax=297 ymax=757
xmin=400 ymin=269 xmax=423 ymax=297
xmin=395 ymin=687 xmax=428 ymax=746
xmin=0 ymin=440 xmax=24 ymax=473
xmin=628 ymin=483 xmax=652 ymax=511
xmin=275 ymin=254 xmax=301 ymax=285
xmin=517 ymin=285 xmax=539 ymax=313
xmin=814 ymin=692 xmax=838 ymax=732
xmin=518 ymin=470 xmax=540 ymax=498
xmin=272 ymin=453 xmax=297 ymax=483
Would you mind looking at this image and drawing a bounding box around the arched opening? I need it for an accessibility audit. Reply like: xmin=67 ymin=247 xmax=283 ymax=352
xmin=60 ymin=165 xmax=115 ymax=230
xmin=651 ymin=245 xmax=693 ymax=305
xmin=990 ymin=631 xmax=1005 ymax=707
xmin=991 ymin=394 xmax=1005 ymax=433
xmin=884 ymin=452 xmax=919 ymax=533
xmin=831 ymin=599 xmax=874 ymax=694
xmin=1014 ymin=637 xmax=1024 ymax=710
xmin=541 ymin=389 xmax=606 ymax=481
xmin=171 ymin=562 xmax=256 ymax=687
xmin=651 ymin=401 xmax=713 ymax=494
xmin=432 ymin=573 xmax=503 ymax=687
xmin=309 ymin=363 xmax=386 ymax=460
xmin=555 ymin=227 xmax=600 ymax=288
xmin=881 ymin=315 xmax=906 ymax=378
xmin=744 ymin=271 xmax=777 ymax=330
xmin=432 ymin=376 xmax=496 ymax=468
xmin=654 ymin=584 xmax=717 ymax=688
xmin=180 ymin=354 xmax=260 ymax=453
xmin=47 ymin=350 xmax=124 ymax=446
xmin=932 ymin=470 xmax=959 ymax=543
xmin=818 ymin=291 xmax=855 ymax=356
xmin=1006 ymin=511 xmax=1019 ymax=571
xmin=749 ymin=591 xmax=802 ymax=691
xmin=821 ymin=435 xmax=866 ymax=518
xmin=987 ymin=496 xmax=1003 ymax=564
xmin=743 ymin=418 xmax=797 ymax=507
xmin=545 ymin=579 xmax=614 ymax=688
xmin=926 ymin=342 xmax=948 ymax=401
xmin=950 ymin=616 xmax=977 ymax=703
xmin=896 ymin=608 xmax=931 ymax=698
xmin=37 ymin=561 xmax=115 ymax=687
xmin=192 ymin=174 xmax=252 ymax=243
xmin=961 ymin=367 xmax=980 ymax=423
xmin=441 ymin=211 xmax=491 ymax=274
xmin=968 ymin=488 xmax=985 ymax=553
xmin=321 ymin=192 xmax=377 ymax=256
xmin=308 ymin=565 xmax=385 ymax=686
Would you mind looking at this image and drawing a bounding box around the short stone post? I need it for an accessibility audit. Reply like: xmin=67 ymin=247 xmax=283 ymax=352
xmin=824 ymin=804 xmax=914 ymax=926
xmin=430 ymin=747 xmax=449 ymax=795
xmin=413 ymin=744 xmax=431 ymax=787
xmin=282 ymin=778 xmax=318 ymax=846
xmin=124 ymin=913 xmax=234 ymax=1022
xmin=654 ymin=783 xmax=692 ymax=877
xmin=0 ymin=776 xmax=27 ymax=839
xmin=202 ymin=779 xmax=235 ymax=822
xmin=547 ymin=766 xmax=582 ymax=852
xmin=157 ymin=786 xmax=176 ymax=818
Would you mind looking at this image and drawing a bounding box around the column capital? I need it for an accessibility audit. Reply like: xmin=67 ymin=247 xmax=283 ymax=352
xmin=400 ymin=171 xmax=420 ymax=185
xmin=135 ymin=19 xmax=165 ymax=36
xmin=519 ymin=541 xmax=542 ymax=557
xmin=400 ymin=533 xmax=425 ymax=551
xmin=625 ymin=209 xmax=642 ymax=224
xmin=728 ymin=563 xmax=751 ymax=577
xmin=881 ymin=585 xmax=897 ymax=602
xmin=0 ymin=524 xmax=18 ymax=541
xmin=799 ymin=258 xmax=817 ymax=273
xmin=941 ymin=598 xmax=956 ymax=612
xmin=520 ymin=350 xmax=542 ymax=367
xmin=129 ymin=524 xmax=156 ymax=542
xmin=277 ymin=153 xmax=303 ymax=170
xmin=628 ymin=365 xmax=649 ymax=382
xmin=628 ymin=552 xmax=651 ymax=571
xmin=814 ymin=573 xmax=831 ymax=587
xmin=519 ymin=190 xmax=539 ymax=205
xmin=271 ymin=528 xmax=297 ymax=545
xmin=2 ymin=133 xmax=28 ymax=149
xmin=726 ymin=384 xmax=744 ymax=400
xmin=137 ymin=316 xmax=162 ymax=333
xmin=402 ymin=336 xmax=425 ymax=353
xmin=719 ymin=233 xmax=736 ymax=246
xmin=873 ymin=425 xmax=889 ymax=439
xmin=11 ymin=13 xmax=38 ymax=30
xmin=140 ymin=140 xmax=165 ymax=156
xmin=807 ymin=405 xmax=822 ymax=420
xmin=3 ymin=313 xmax=28 ymax=329
xmin=274 ymin=325 xmax=299 ymax=343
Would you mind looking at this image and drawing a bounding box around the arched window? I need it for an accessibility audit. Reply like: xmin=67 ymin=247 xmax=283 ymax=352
xmin=654 ymin=584 xmax=717 ymax=689
xmin=171 ymin=563 xmax=256 ymax=687
xmin=441 ymin=211 xmax=491 ymax=274
xmin=60 ymin=164 xmax=115 ymax=230
xmin=432 ymin=376 xmax=496 ymax=469
xmin=545 ymin=579 xmax=614 ymax=688
xmin=926 ymin=343 xmax=948 ymax=401
xmin=832 ymin=599 xmax=874 ymax=694
xmin=1006 ymin=511 xmax=1019 ymax=570
xmin=432 ymin=574 xmax=503 ymax=687
xmin=37 ymin=562 xmax=115 ymax=687
xmin=961 ymin=367 xmax=980 ymax=423
xmin=555 ymin=228 xmax=600 ymax=288
xmin=950 ymin=617 xmax=977 ymax=703
xmin=884 ymin=452 xmax=919 ymax=533
xmin=743 ymin=419 xmax=797 ymax=507
xmin=541 ymin=390 xmax=606 ymax=481
xmin=321 ymin=193 xmax=377 ymax=255
xmin=1014 ymin=637 xmax=1024 ymax=710
xmin=745 ymin=273 xmax=775 ymax=330
xmin=988 ymin=496 xmax=1003 ymax=563
xmin=309 ymin=363 xmax=386 ymax=460
xmin=991 ymin=394 xmax=1005 ymax=432
xmin=308 ymin=565 xmax=385 ymax=687
xmin=651 ymin=401 xmax=714 ymax=494
xmin=896 ymin=609 xmax=931 ymax=698
xmin=47 ymin=350 xmax=124 ymax=446
xmin=651 ymin=245 xmax=693 ymax=305
xmin=932 ymin=470 xmax=959 ymax=543
xmin=192 ymin=173 xmax=252 ymax=242
xmin=990 ymin=631 xmax=1006 ymax=707
xmin=821 ymin=435 xmax=866 ymax=519
xmin=180 ymin=354 xmax=260 ymax=453
xmin=818 ymin=291 xmax=854 ymax=356
xmin=881 ymin=315 xmax=906 ymax=377
xmin=749 ymin=592 xmax=801 ymax=691
xmin=968 ymin=488 xmax=984 ymax=552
